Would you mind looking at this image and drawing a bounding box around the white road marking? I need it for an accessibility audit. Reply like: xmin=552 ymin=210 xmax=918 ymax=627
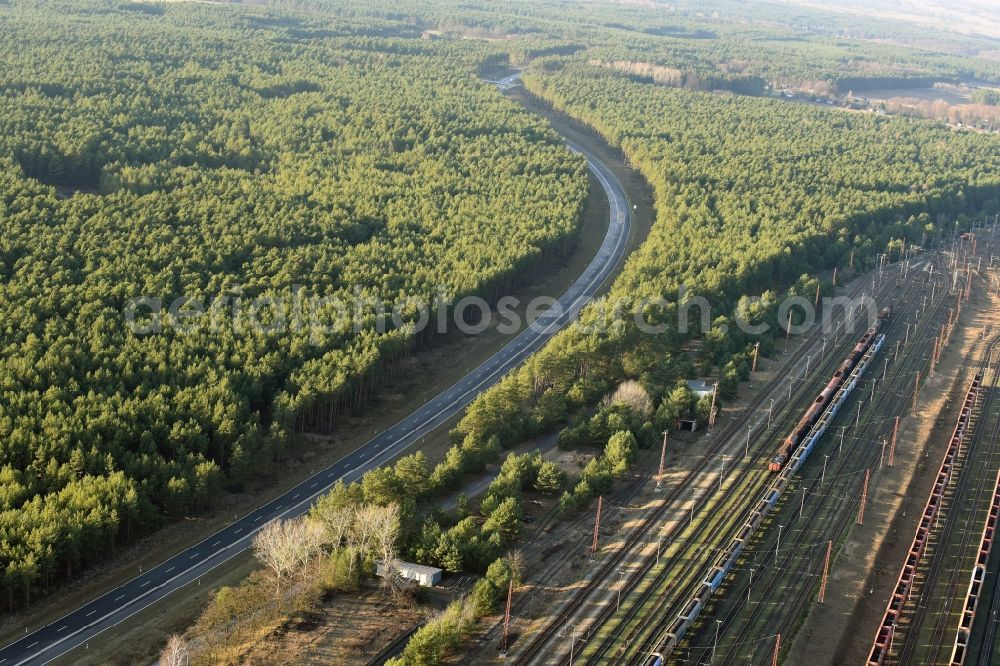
xmin=141 ymin=581 xmax=150 ymax=587
xmin=86 ymin=610 xmax=95 ymax=617
xmin=57 ymin=626 xmax=67 ymax=632
xmin=115 ymin=595 xmax=124 ymax=601
xmin=165 ymin=567 xmax=174 ymax=573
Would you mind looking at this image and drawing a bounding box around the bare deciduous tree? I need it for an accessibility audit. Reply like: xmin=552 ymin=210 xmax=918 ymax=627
xmin=506 ymin=549 xmax=526 ymax=587
xmin=160 ymin=634 xmax=189 ymax=666
xmin=604 ymin=379 xmax=653 ymax=417
xmin=361 ymin=503 xmax=401 ymax=593
xmin=310 ymin=501 xmax=354 ymax=552
xmin=252 ymin=518 xmax=320 ymax=593
xmin=351 ymin=504 xmax=380 ymax=560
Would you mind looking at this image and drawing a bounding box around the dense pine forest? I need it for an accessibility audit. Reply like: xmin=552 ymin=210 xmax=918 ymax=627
xmin=0 ymin=0 xmax=587 ymax=606
xmin=451 ymin=58 xmax=1000 ymax=460
xmin=163 ymin=1 xmax=1000 ymax=660
xmin=4 ymin=0 xmax=1000 ymax=631
xmin=296 ymin=0 xmax=1000 ymax=92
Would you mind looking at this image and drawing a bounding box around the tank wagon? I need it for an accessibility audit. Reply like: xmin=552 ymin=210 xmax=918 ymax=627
xmin=769 ymin=307 xmax=891 ymax=472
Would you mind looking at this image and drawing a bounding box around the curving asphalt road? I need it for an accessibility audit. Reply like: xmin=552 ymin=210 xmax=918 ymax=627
xmin=0 ymin=74 xmax=632 ymax=666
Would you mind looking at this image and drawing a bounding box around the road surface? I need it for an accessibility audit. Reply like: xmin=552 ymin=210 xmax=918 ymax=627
xmin=0 ymin=73 xmax=632 ymax=666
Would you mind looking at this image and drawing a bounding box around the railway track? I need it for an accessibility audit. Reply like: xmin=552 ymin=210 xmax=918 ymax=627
xmin=973 ymin=483 xmax=1000 ymax=665
xmin=586 ymin=325 xmax=893 ymax=666
xmin=515 ymin=265 xmax=900 ymax=664
xmin=461 ymin=450 xmax=654 ymax=660
xmin=690 ymin=273 xmax=958 ymax=665
xmin=628 ymin=255 xmax=948 ymax=664
xmin=891 ymin=337 xmax=1000 ymax=664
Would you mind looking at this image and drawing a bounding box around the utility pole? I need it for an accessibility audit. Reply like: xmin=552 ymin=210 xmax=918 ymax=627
xmin=931 ymin=335 xmax=940 ymax=375
xmin=746 ymin=424 xmax=752 ymax=459
xmin=832 ymin=266 xmax=838 ymax=287
xmin=616 ymin=569 xmax=625 ymax=610
xmin=800 ymin=486 xmax=807 ymax=519
xmin=912 ymin=370 xmax=921 ymax=416
xmin=772 ymin=634 xmax=781 ymax=666
xmin=712 ymin=619 xmax=721 ymax=664
xmin=857 ymin=470 xmax=870 ymax=525
xmin=786 ymin=309 xmax=793 ymax=338
xmin=708 ymin=382 xmax=719 ymax=433
xmin=656 ymin=431 xmax=668 ymax=490
xmin=890 ymin=416 xmax=899 ymax=467
xmin=590 ymin=496 xmax=602 ymax=557
xmin=819 ymin=540 xmax=831 ymax=603
xmin=822 ymin=454 xmax=829 ymax=485
xmin=500 ymin=579 xmax=513 ymax=657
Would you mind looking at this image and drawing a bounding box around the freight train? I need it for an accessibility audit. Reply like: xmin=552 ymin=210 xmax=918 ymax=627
xmin=644 ymin=311 xmax=889 ymax=663
xmin=768 ymin=307 xmax=892 ymax=472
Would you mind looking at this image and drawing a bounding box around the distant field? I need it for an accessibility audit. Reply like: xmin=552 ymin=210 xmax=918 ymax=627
xmin=859 ymin=85 xmax=971 ymax=104
xmin=773 ymin=0 xmax=1000 ymax=40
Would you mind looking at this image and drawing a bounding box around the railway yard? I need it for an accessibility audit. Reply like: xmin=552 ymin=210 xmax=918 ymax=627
xmin=864 ymin=310 xmax=1000 ymax=663
xmin=458 ymin=225 xmax=1000 ymax=666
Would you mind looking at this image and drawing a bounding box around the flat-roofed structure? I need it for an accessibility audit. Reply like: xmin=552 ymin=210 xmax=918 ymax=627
xmin=376 ymin=560 xmax=443 ymax=587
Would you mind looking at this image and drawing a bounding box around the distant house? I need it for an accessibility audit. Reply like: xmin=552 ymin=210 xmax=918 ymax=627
xmin=687 ymin=380 xmax=714 ymax=397
xmin=376 ymin=560 xmax=442 ymax=587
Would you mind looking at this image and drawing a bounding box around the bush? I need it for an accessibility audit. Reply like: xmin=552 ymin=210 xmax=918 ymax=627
xmin=605 ymin=430 xmax=637 ymax=478
xmin=469 ymin=577 xmax=498 ymax=616
xmin=534 ymin=460 xmax=566 ymax=494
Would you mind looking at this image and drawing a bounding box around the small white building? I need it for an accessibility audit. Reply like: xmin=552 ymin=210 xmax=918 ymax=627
xmin=687 ymin=380 xmax=714 ymax=398
xmin=376 ymin=560 xmax=443 ymax=587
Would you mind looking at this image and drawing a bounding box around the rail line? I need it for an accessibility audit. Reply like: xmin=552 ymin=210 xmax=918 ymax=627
xmin=587 ymin=308 xmax=894 ymax=666
xmin=865 ymin=351 xmax=999 ymax=663
xmin=891 ymin=338 xmax=1000 ymax=664
xmin=951 ymin=467 xmax=1000 ymax=665
xmin=528 ymin=261 xmax=931 ymax=666
xmin=637 ymin=257 xmax=946 ymax=665
xmin=698 ymin=272 xmax=955 ymax=665
xmin=973 ymin=475 xmax=1000 ymax=665
xmin=508 ymin=266 xmax=898 ymax=665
